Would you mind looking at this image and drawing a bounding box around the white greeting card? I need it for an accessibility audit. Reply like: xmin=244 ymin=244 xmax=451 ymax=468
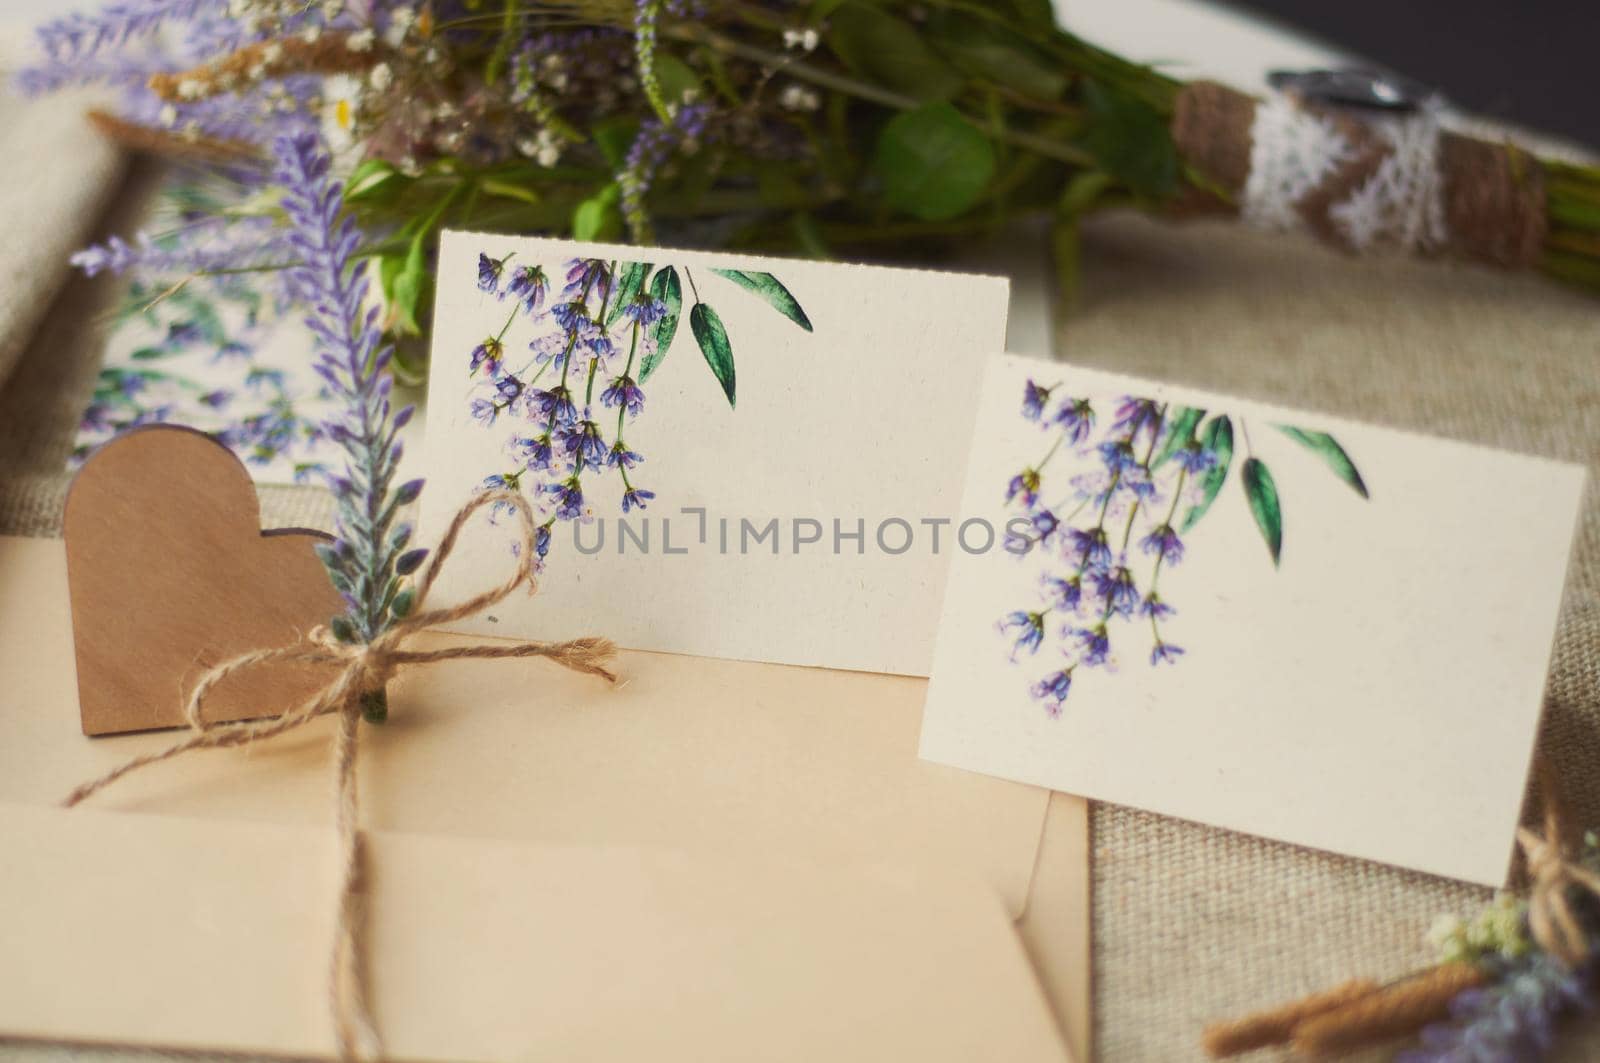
xmin=919 ymin=353 xmax=1585 ymax=885
xmin=419 ymin=232 xmax=1009 ymax=675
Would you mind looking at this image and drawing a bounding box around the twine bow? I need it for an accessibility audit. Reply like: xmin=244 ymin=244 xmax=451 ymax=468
xmin=1517 ymin=773 xmax=1600 ymax=968
xmin=64 ymin=488 xmax=617 ymax=1060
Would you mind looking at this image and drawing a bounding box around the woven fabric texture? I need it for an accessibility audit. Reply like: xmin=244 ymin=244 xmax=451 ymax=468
xmin=0 ymin=193 xmax=1597 ymax=1062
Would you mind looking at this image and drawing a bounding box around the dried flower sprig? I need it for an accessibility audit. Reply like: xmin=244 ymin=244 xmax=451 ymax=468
xmin=277 ymin=128 xmax=423 ymax=721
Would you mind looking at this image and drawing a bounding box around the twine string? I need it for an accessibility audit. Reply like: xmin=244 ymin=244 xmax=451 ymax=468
xmin=64 ymin=488 xmax=617 ymax=1061
xmin=1518 ymin=774 xmax=1600 ymax=967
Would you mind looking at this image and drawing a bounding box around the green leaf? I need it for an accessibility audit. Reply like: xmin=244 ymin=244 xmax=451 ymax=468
xmin=390 ymin=588 xmax=416 ymax=619
xmin=1079 ymin=80 xmax=1179 ymax=198
xmin=873 ymin=102 xmax=997 ymax=221
xmin=690 ymin=302 xmax=735 ymax=407
xmin=1275 ymin=426 xmax=1370 ymax=498
xmin=709 ymin=269 xmax=813 ymax=331
xmin=343 ymin=158 xmax=401 ymax=202
xmin=572 ymin=184 xmax=622 ymax=242
xmin=927 ymin=13 xmax=1066 ymax=101
xmin=606 ymin=260 xmax=653 ymax=327
xmin=639 ymin=267 xmax=682 ymax=381
xmin=654 ymin=53 xmax=701 ymax=107
xmin=1242 ymin=457 xmax=1283 ymax=566
xmin=591 ymin=118 xmax=639 ymax=171
xmin=388 ymin=232 xmax=429 ymax=336
xmin=1181 ymin=415 xmax=1233 ymax=532
xmin=827 ymin=2 xmax=964 ymax=101
xmin=127 ymin=346 xmax=170 ymax=361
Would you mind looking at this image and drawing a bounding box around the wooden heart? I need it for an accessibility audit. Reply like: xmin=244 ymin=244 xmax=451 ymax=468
xmin=63 ymin=426 xmax=344 ymax=736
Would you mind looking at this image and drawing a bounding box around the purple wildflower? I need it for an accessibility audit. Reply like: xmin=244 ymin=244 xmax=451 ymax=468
xmin=515 ymin=433 xmax=555 ymax=471
xmin=1044 ymin=576 xmax=1082 ymax=612
xmin=1092 ymin=565 xmax=1141 ymax=618
xmin=1399 ymin=954 xmax=1593 ymax=1063
xmin=547 ymin=477 xmax=585 ymax=520
xmin=619 ymin=294 xmax=667 ymax=326
xmin=530 ymin=386 xmax=578 ymax=426
xmin=622 ymin=486 xmax=655 ymax=512
xmin=1065 ymin=527 xmax=1112 ymax=572
xmin=1139 ymin=594 xmax=1174 ymax=620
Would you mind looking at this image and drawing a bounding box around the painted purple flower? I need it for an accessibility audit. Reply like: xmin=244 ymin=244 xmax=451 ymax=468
xmin=514 ymin=433 xmax=554 ymax=471
xmin=529 ymin=330 xmax=570 ymax=370
xmin=1139 ymin=594 xmax=1174 ymax=620
xmin=547 ymin=477 xmax=585 ymax=520
xmin=1022 ymin=380 xmax=1052 ymax=421
xmin=504 ymin=264 xmax=548 ymax=314
xmin=607 ymin=442 xmax=644 ymax=470
xmin=469 ymin=395 xmax=499 ymax=425
xmin=1031 ymin=669 xmax=1073 ymax=715
xmin=1071 ymin=625 xmax=1111 ymax=667
xmin=1174 ymin=444 xmax=1217 ymax=475
xmin=1150 ymin=642 xmax=1184 ymax=666
xmin=600 ymin=375 xmax=645 ymax=418
xmin=1139 ymin=523 xmax=1184 ymax=564
xmin=1113 ymin=397 xmax=1162 ymax=442
xmin=1006 ymin=468 xmax=1041 ymax=507
xmin=550 ymin=301 xmax=590 ymax=331
xmin=1032 ymin=509 xmax=1060 ymax=541
xmin=1097 ymin=440 xmax=1139 ymax=475
xmin=1065 ymin=527 xmax=1112 ymax=572
xmin=619 ymin=294 xmax=667 ymax=326
xmin=534 ymin=523 xmax=552 ymax=558
xmin=1044 ymin=576 xmax=1082 ymax=612
xmin=559 ymin=416 xmax=608 ymax=467
xmin=622 ymin=486 xmax=655 ymax=512
xmin=1052 ymin=398 xmax=1095 ymax=444
xmin=470 ymin=336 xmax=504 ymax=376
xmin=563 ymin=258 xmax=611 ymax=303
xmin=1092 ymin=565 xmax=1141 ymax=618
xmin=999 ymin=610 xmax=1047 ymax=657
xmin=478 ymin=253 xmax=506 ymax=293
xmin=529 ymin=385 xmax=578 ymax=426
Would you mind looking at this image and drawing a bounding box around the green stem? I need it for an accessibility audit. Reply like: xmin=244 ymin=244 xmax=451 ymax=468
xmin=483 ymin=0 xmax=520 ymax=87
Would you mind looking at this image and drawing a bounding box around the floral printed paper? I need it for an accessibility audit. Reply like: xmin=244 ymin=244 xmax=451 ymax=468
xmin=419 ymin=231 xmax=1010 ymax=675
xmin=920 ymin=353 xmax=1585 ymax=887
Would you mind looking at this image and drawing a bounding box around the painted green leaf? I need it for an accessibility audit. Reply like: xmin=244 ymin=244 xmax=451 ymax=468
xmin=827 ymin=2 xmax=963 ymax=101
xmin=606 ymin=260 xmax=653 ymax=327
xmin=1242 ymin=457 xmax=1283 ymax=567
xmin=690 ymin=302 xmax=735 ymax=407
xmin=1181 ymin=415 xmax=1233 ymax=532
xmin=873 ymin=102 xmax=997 ymax=221
xmin=710 ymin=269 xmax=813 ymax=331
xmin=1276 ymin=425 xmax=1370 ymax=498
xmin=639 ymin=267 xmax=682 ymax=381
xmin=1152 ymin=406 xmax=1206 ymax=468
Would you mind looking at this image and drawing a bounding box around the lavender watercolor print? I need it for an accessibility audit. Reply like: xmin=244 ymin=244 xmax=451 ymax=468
xmin=466 ymin=252 xmax=811 ymax=569
xmin=999 ymin=380 xmax=1369 ymax=717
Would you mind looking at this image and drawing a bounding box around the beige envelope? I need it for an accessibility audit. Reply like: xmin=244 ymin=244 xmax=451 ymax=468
xmin=0 ymin=535 xmax=1091 ymax=1061
xmin=0 ymin=802 xmax=1070 ymax=1062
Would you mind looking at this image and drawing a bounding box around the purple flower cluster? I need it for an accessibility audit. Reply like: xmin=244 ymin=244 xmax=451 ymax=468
xmin=277 ymin=130 xmax=423 ymax=647
xmin=999 ymin=381 xmax=1218 ymax=717
xmin=469 ymin=254 xmax=662 ymax=566
xmin=1400 ymin=954 xmax=1593 ymax=1062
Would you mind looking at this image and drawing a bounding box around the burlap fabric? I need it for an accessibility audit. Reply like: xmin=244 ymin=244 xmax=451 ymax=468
xmin=1 ymin=175 xmax=1597 ymax=1060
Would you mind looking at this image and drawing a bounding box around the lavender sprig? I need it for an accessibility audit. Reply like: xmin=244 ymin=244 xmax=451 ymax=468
xmin=276 ymin=130 xmax=423 ymax=719
xmin=34 ymin=0 xmax=225 ymax=63
xmin=1399 ymin=953 xmax=1594 ymax=1063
